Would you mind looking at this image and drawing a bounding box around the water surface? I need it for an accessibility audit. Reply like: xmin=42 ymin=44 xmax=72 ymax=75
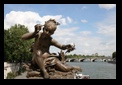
xmin=67 ymin=61 xmax=116 ymax=79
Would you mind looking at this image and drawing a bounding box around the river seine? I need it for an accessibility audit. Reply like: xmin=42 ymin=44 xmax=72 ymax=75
xmin=67 ymin=61 xmax=116 ymax=79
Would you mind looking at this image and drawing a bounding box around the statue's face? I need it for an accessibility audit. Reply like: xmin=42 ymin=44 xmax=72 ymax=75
xmin=43 ymin=27 xmax=56 ymax=36
xmin=43 ymin=21 xmax=57 ymax=36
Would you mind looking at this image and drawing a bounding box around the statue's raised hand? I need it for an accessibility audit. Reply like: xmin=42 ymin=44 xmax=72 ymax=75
xmin=34 ymin=24 xmax=42 ymax=33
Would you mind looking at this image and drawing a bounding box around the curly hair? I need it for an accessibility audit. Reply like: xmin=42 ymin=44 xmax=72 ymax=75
xmin=43 ymin=19 xmax=60 ymax=30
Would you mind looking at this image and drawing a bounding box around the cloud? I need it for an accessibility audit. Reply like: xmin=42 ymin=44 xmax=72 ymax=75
xmin=80 ymin=31 xmax=92 ymax=36
xmin=97 ymin=24 xmax=116 ymax=37
xmin=67 ymin=16 xmax=72 ymax=23
xmin=53 ymin=27 xmax=78 ymax=38
xmin=4 ymin=11 xmax=41 ymax=32
xmin=4 ymin=11 xmax=68 ymax=32
xmin=96 ymin=12 xmax=116 ymax=38
xmin=94 ymin=11 xmax=116 ymax=56
xmin=81 ymin=19 xmax=88 ymax=23
xmin=98 ymin=4 xmax=116 ymax=10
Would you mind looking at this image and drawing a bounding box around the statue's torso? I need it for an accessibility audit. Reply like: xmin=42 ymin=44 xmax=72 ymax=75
xmin=33 ymin=32 xmax=52 ymax=54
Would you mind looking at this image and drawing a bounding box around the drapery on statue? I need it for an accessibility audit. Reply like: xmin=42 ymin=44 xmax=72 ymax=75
xmin=21 ymin=19 xmax=82 ymax=79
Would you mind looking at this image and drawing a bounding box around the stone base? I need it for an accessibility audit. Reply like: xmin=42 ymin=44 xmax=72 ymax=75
xmin=26 ymin=70 xmax=90 ymax=79
xmin=22 ymin=61 xmax=90 ymax=79
xmin=26 ymin=70 xmax=74 ymax=79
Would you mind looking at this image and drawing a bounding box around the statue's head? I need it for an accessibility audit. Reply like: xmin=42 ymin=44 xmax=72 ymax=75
xmin=44 ymin=19 xmax=60 ymax=30
xmin=43 ymin=19 xmax=60 ymax=35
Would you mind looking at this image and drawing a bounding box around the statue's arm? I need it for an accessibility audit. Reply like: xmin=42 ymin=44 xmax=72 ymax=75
xmin=21 ymin=24 xmax=42 ymax=40
xmin=51 ymin=39 xmax=70 ymax=50
xmin=21 ymin=32 xmax=36 ymax=40
xmin=51 ymin=39 xmax=62 ymax=49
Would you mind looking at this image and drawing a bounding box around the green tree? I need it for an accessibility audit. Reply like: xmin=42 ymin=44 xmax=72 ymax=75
xmin=4 ymin=24 xmax=34 ymax=63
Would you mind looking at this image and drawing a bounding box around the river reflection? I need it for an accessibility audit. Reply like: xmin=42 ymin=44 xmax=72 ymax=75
xmin=67 ymin=61 xmax=116 ymax=79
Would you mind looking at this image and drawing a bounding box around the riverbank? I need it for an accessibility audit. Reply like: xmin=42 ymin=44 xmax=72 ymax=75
xmin=108 ymin=60 xmax=116 ymax=64
xmin=14 ymin=71 xmax=27 ymax=79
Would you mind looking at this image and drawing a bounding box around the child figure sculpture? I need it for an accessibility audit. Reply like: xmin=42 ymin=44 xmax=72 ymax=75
xmin=21 ymin=19 xmax=81 ymax=79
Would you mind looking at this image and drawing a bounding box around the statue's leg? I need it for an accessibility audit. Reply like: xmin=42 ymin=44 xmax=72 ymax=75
xmin=55 ymin=59 xmax=82 ymax=72
xmin=55 ymin=60 xmax=73 ymax=72
xmin=32 ymin=54 xmax=36 ymax=65
xmin=34 ymin=51 xmax=50 ymax=79
xmin=72 ymin=66 xmax=82 ymax=72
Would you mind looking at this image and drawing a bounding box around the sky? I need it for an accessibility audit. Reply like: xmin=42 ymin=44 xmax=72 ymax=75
xmin=4 ymin=4 xmax=116 ymax=56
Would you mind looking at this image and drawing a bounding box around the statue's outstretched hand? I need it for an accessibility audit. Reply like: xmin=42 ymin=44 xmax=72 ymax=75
xmin=66 ymin=43 xmax=75 ymax=53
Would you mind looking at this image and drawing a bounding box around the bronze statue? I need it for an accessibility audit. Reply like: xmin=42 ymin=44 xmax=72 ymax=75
xmin=21 ymin=19 xmax=82 ymax=79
